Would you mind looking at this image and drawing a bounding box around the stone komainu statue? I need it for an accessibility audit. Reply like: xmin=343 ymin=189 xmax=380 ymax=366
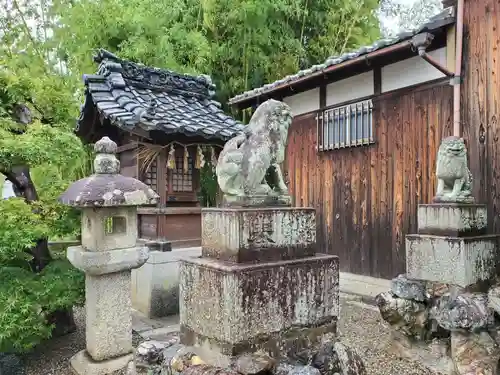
xmin=216 ymin=99 xmax=292 ymax=205
xmin=433 ymin=136 xmax=474 ymax=203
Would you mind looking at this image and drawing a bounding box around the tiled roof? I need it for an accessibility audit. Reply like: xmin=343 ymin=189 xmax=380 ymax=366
xmin=78 ymin=49 xmax=244 ymax=141
xmin=228 ymin=7 xmax=455 ymax=106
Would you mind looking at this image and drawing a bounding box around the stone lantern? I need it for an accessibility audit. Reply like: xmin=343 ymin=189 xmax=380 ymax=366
xmin=59 ymin=136 xmax=159 ymax=375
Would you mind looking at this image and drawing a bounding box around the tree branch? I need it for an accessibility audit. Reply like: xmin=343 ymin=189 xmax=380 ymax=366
xmin=1 ymin=169 xmax=22 ymax=193
xmin=11 ymin=0 xmax=47 ymax=67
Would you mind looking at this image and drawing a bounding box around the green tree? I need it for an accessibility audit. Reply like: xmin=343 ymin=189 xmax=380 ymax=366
xmin=51 ymin=0 xmax=381 ymax=107
xmin=0 ymin=0 xmax=86 ymax=352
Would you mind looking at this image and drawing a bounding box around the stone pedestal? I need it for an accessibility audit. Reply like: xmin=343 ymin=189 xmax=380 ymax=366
xmin=417 ymin=204 xmax=487 ymax=237
xmin=201 ymin=207 xmax=316 ymax=262
xmin=179 ymin=207 xmax=339 ymax=358
xmin=406 ymin=203 xmax=499 ymax=287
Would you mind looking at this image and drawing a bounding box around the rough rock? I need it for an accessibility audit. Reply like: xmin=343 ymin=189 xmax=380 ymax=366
xmin=432 ymin=292 xmax=494 ymax=332
xmin=136 ymin=340 xmax=169 ymax=365
xmin=233 ymin=351 xmax=275 ymax=375
xmin=427 ymin=318 xmax=451 ymax=340
xmin=426 ymin=281 xmax=464 ymax=300
xmin=182 ymin=364 xmax=241 ymax=375
xmin=375 ymin=292 xmax=429 ymax=339
xmin=488 ymin=286 xmax=500 ymax=315
xmin=333 ymin=343 xmax=367 ymax=375
xmin=309 ymin=341 xmax=341 ymax=375
xmin=388 ymin=331 xmax=455 ymax=375
xmin=0 ymin=353 xmax=24 ymax=375
xmin=451 ymin=330 xmax=500 ymax=375
xmin=170 ymin=350 xmax=200 ymax=372
xmin=273 ymin=362 xmax=321 ymax=375
xmin=391 ymin=275 xmax=427 ymax=302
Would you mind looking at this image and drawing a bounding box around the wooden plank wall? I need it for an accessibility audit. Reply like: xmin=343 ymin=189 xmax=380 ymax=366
xmin=462 ymin=0 xmax=500 ymax=233
xmin=285 ymin=83 xmax=453 ymax=279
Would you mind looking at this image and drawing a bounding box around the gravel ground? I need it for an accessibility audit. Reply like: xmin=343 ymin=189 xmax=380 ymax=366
xmin=23 ymin=297 xmax=434 ymax=375
xmin=337 ymin=298 xmax=435 ymax=375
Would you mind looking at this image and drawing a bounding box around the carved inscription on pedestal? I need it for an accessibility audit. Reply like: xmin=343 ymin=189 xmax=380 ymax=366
xmin=247 ymin=213 xmax=275 ymax=247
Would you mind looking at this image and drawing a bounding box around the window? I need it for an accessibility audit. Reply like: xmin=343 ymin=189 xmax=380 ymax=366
xmin=143 ymin=158 xmax=157 ymax=191
xmin=103 ymin=216 xmax=126 ymax=235
xmin=171 ymin=156 xmax=193 ymax=192
xmin=318 ymin=99 xmax=373 ymax=151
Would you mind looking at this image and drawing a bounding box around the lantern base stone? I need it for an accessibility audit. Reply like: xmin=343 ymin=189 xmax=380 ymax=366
xmin=70 ymin=350 xmax=133 ymax=375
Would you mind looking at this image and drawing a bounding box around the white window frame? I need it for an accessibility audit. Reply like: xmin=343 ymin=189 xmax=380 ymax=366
xmin=317 ymin=99 xmax=374 ymax=151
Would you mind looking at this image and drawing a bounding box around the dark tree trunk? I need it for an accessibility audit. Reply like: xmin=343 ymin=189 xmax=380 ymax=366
xmin=46 ymin=309 xmax=77 ymax=337
xmin=2 ymin=166 xmax=52 ymax=272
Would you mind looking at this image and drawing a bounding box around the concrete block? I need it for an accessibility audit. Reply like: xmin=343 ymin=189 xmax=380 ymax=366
xmin=201 ymin=207 xmax=316 ymax=262
xmin=417 ymin=204 xmax=487 ymax=237
xmin=406 ymin=234 xmax=500 ymax=287
xmin=132 ymin=247 xmax=201 ymax=318
xmin=179 ymin=253 xmax=339 ymax=357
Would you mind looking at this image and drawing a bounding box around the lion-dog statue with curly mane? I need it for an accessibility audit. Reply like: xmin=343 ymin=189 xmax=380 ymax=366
xmin=433 ymin=136 xmax=474 ymax=203
xmin=216 ymin=99 xmax=292 ymax=206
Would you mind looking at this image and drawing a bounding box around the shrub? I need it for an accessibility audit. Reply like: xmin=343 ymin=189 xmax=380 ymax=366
xmin=0 ymin=198 xmax=84 ymax=353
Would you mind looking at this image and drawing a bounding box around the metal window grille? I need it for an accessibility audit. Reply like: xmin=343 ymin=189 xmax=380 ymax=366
xmin=317 ymin=99 xmax=374 ymax=151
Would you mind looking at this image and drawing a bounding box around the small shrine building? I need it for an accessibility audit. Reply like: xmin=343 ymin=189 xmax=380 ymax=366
xmin=76 ymin=49 xmax=244 ymax=247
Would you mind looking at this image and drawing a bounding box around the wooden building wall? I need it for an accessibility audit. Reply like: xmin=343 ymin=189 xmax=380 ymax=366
xmin=285 ymin=82 xmax=453 ymax=279
xmin=462 ymin=0 xmax=500 ymax=233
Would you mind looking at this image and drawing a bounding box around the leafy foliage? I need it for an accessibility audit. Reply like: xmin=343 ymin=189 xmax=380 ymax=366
xmin=378 ymin=0 xmax=443 ymax=37
xmin=0 ymin=198 xmax=48 ymax=265
xmin=0 ymin=0 xmax=86 ymax=353
xmin=0 ymin=260 xmax=84 ymax=353
xmin=198 ymin=156 xmax=219 ymax=207
xmin=51 ymin=0 xmax=381 ymax=109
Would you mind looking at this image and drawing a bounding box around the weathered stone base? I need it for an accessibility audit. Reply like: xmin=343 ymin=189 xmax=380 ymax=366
xmin=417 ymin=204 xmax=487 ymax=237
xmin=406 ymin=234 xmax=500 ymax=287
xmin=179 ymin=254 xmax=339 ymax=357
xmin=201 ymin=207 xmax=317 ymax=263
xmin=70 ymin=350 xmax=133 ymax=375
xmin=180 ymin=318 xmax=338 ymax=358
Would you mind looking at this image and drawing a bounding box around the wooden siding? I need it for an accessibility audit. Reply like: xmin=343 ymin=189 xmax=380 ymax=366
xmin=138 ymin=208 xmax=202 ymax=248
xmin=285 ymin=83 xmax=453 ymax=279
xmin=462 ymin=0 xmax=500 ymax=234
